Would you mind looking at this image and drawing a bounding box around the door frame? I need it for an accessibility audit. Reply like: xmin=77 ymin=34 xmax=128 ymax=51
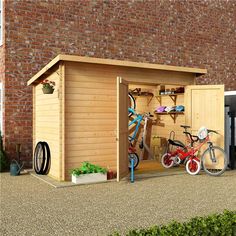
xmin=116 ymin=76 xmax=129 ymax=181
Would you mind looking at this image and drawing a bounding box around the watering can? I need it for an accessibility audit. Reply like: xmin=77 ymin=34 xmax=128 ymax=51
xmin=10 ymin=160 xmax=24 ymax=176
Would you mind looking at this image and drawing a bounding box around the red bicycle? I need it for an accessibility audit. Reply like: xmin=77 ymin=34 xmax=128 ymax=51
xmin=161 ymin=125 xmax=227 ymax=176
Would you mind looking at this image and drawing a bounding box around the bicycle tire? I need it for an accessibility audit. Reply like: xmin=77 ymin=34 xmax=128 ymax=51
xmin=139 ymin=139 xmax=144 ymax=149
xmin=128 ymin=93 xmax=136 ymax=117
xmin=34 ymin=142 xmax=45 ymax=174
xmin=41 ymin=142 xmax=51 ymax=175
xmin=185 ymin=158 xmax=201 ymax=175
xmin=128 ymin=153 xmax=139 ymax=169
xmin=161 ymin=153 xmax=174 ymax=168
xmin=201 ymin=146 xmax=227 ymax=176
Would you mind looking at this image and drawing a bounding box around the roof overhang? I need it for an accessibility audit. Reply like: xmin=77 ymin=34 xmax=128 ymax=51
xmin=27 ymin=54 xmax=207 ymax=86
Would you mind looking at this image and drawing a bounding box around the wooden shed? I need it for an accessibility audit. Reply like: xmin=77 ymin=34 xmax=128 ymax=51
xmin=27 ymin=55 xmax=224 ymax=181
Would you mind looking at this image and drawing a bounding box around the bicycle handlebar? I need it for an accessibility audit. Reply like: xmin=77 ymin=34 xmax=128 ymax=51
xmin=180 ymin=125 xmax=191 ymax=129
xmin=128 ymin=108 xmax=154 ymax=119
xmin=183 ymin=131 xmax=199 ymax=143
xmin=207 ymin=129 xmax=218 ymax=134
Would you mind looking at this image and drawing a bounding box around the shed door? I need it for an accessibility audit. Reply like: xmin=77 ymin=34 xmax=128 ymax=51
xmin=185 ymin=85 xmax=224 ymax=148
xmin=117 ymin=77 xmax=129 ymax=181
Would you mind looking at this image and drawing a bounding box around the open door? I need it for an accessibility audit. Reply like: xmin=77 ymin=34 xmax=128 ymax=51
xmin=117 ymin=77 xmax=129 ymax=181
xmin=185 ymin=85 xmax=224 ymax=148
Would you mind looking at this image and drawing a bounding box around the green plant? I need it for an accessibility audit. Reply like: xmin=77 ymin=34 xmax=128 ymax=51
xmin=41 ymin=79 xmax=55 ymax=89
xmin=0 ymin=131 xmax=7 ymax=172
xmin=70 ymin=162 xmax=107 ymax=176
xmin=109 ymin=210 xmax=236 ymax=236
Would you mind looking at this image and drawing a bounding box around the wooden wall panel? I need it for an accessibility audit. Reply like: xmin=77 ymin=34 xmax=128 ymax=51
xmin=64 ymin=62 xmax=118 ymax=180
xmin=34 ymin=70 xmax=61 ymax=180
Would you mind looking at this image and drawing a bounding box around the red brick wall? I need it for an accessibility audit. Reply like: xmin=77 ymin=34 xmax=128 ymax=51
xmin=2 ymin=0 xmax=236 ymax=165
xmin=0 ymin=47 xmax=4 ymax=83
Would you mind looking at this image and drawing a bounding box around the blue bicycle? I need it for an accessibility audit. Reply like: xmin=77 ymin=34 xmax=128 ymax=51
xmin=128 ymin=107 xmax=143 ymax=144
xmin=128 ymin=108 xmax=154 ymax=169
xmin=128 ymin=108 xmax=141 ymax=169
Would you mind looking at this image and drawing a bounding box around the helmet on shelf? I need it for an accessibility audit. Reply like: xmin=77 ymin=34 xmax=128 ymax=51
xmin=198 ymin=126 xmax=208 ymax=140
xmin=175 ymin=105 xmax=185 ymax=112
xmin=156 ymin=106 xmax=166 ymax=112
xmin=165 ymin=106 xmax=176 ymax=112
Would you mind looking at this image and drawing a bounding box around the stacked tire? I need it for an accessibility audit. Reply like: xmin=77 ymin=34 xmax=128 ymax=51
xmin=34 ymin=142 xmax=51 ymax=175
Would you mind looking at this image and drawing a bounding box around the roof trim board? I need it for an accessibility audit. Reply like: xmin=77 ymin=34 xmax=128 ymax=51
xmin=27 ymin=54 xmax=207 ymax=85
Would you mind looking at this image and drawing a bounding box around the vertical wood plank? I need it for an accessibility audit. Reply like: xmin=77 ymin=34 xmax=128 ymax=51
xmin=60 ymin=62 xmax=65 ymax=181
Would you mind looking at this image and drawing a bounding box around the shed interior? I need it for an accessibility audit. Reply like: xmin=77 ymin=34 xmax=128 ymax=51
xmin=128 ymin=82 xmax=187 ymax=175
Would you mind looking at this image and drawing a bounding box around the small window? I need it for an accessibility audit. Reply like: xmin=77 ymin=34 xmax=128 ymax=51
xmin=0 ymin=0 xmax=2 ymax=45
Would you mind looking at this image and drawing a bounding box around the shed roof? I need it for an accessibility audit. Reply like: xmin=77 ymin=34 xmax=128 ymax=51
xmin=27 ymin=54 xmax=207 ymax=85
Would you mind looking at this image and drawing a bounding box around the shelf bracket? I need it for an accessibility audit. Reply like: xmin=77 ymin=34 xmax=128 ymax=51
xmin=170 ymin=113 xmax=177 ymax=123
xmin=147 ymin=95 xmax=154 ymax=106
xmin=155 ymin=96 xmax=162 ymax=105
xmin=169 ymin=95 xmax=177 ymax=105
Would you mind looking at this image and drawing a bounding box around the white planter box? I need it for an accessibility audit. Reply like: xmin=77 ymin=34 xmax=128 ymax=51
xmin=72 ymin=173 xmax=107 ymax=184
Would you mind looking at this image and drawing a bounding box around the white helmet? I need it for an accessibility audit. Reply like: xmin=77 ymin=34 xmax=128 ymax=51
xmin=198 ymin=126 xmax=208 ymax=140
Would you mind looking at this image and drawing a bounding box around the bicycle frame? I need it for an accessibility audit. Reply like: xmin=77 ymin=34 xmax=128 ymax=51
xmin=128 ymin=107 xmax=154 ymax=159
xmin=171 ymin=135 xmax=211 ymax=162
xmin=128 ymin=108 xmax=143 ymax=143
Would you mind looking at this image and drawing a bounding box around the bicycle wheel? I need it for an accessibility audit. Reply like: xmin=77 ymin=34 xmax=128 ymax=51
xmin=161 ymin=153 xmax=174 ymax=168
xmin=34 ymin=142 xmax=45 ymax=174
xmin=201 ymin=146 xmax=227 ymax=176
xmin=128 ymin=153 xmax=139 ymax=169
xmin=41 ymin=142 xmax=51 ymax=175
xmin=128 ymin=93 xmax=136 ymax=117
xmin=185 ymin=158 xmax=201 ymax=175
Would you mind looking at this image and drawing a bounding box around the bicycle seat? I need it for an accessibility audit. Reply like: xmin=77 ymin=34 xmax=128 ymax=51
xmin=168 ymin=139 xmax=185 ymax=148
xmin=180 ymin=125 xmax=191 ymax=129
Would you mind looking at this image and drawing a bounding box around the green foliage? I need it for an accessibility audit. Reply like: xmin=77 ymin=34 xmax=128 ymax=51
xmin=109 ymin=210 xmax=236 ymax=236
xmin=70 ymin=162 xmax=107 ymax=176
xmin=0 ymin=131 xmax=7 ymax=172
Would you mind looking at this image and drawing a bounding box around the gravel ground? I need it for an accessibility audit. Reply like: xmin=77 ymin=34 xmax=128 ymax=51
xmin=0 ymin=171 xmax=236 ymax=236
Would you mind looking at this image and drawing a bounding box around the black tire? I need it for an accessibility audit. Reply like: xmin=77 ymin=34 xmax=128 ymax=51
xmin=34 ymin=142 xmax=45 ymax=174
xmin=128 ymin=93 xmax=136 ymax=117
xmin=128 ymin=153 xmax=139 ymax=169
xmin=139 ymin=139 xmax=144 ymax=149
xmin=201 ymin=146 xmax=227 ymax=176
xmin=41 ymin=142 xmax=51 ymax=175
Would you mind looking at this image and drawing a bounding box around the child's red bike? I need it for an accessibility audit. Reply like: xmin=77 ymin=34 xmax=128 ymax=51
xmin=161 ymin=125 xmax=227 ymax=176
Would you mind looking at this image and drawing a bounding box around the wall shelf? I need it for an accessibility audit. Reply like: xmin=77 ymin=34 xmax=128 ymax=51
xmin=154 ymin=111 xmax=184 ymax=123
xmin=155 ymin=93 xmax=184 ymax=106
xmin=131 ymin=92 xmax=154 ymax=106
